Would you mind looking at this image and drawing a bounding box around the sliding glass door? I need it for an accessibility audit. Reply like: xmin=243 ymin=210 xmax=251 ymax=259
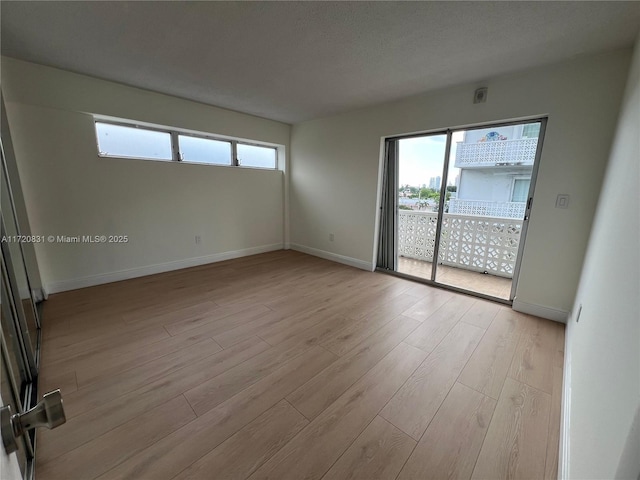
xmin=395 ymin=133 xmax=448 ymax=280
xmin=1 ymin=145 xmax=38 ymax=479
xmin=379 ymin=119 xmax=546 ymax=302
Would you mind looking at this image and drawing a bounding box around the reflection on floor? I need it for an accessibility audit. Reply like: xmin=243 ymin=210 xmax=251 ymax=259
xmin=398 ymin=257 xmax=512 ymax=299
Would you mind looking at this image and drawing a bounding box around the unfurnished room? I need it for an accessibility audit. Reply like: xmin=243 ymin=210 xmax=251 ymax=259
xmin=0 ymin=1 xmax=639 ymax=479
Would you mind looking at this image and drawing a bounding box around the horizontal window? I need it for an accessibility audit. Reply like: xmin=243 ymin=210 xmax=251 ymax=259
xmin=179 ymin=135 xmax=232 ymax=166
xmin=96 ymin=122 xmax=173 ymax=160
xmin=94 ymin=119 xmax=279 ymax=169
xmin=237 ymin=143 xmax=277 ymax=169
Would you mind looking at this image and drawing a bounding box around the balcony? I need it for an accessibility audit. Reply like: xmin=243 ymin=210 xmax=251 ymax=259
xmin=454 ymin=138 xmax=538 ymax=168
xmin=448 ymin=199 xmax=526 ymax=219
xmin=398 ymin=258 xmax=512 ymax=299
xmin=398 ymin=210 xmax=523 ymax=279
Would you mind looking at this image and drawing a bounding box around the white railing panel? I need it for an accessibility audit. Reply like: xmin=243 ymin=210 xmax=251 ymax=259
xmin=398 ymin=211 xmax=522 ymax=278
xmin=455 ymin=138 xmax=538 ymax=167
xmin=448 ymin=199 xmax=526 ymax=219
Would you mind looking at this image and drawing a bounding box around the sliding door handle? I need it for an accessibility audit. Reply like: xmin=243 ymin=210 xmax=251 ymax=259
xmin=1 ymin=389 xmax=66 ymax=454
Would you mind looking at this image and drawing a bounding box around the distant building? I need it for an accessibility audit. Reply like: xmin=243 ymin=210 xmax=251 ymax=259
xmin=428 ymin=176 xmax=441 ymax=190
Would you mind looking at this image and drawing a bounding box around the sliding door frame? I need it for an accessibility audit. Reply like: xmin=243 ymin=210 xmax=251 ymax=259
xmin=509 ymin=117 xmax=547 ymax=300
xmin=429 ymin=131 xmax=453 ymax=282
xmin=377 ymin=116 xmax=548 ymax=305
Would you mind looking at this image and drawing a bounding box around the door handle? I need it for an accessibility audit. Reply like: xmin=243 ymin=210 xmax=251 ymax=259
xmin=1 ymin=389 xmax=66 ymax=454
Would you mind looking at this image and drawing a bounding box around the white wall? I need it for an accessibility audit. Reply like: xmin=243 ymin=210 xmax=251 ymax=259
xmin=458 ymin=169 xmax=524 ymax=202
xmin=1 ymin=58 xmax=291 ymax=293
xmin=564 ymin=34 xmax=640 ymax=479
xmin=290 ymin=50 xmax=631 ymax=318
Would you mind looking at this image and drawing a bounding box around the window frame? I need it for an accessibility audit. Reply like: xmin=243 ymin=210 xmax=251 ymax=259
xmin=235 ymin=141 xmax=279 ymax=169
xmin=176 ymin=132 xmax=233 ymax=166
xmin=510 ymin=176 xmax=531 ymax=203
xmin=94 ymin=118 xmax=279 ymax=170
xmin=521 ymin=123 xmax=541 ymax=139
xmin=95 ymin=120 xmax=176 ymax=162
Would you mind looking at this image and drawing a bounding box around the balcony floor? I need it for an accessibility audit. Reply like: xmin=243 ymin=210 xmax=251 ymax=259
xmin=398 ymin=257 xmax=512 ymax=300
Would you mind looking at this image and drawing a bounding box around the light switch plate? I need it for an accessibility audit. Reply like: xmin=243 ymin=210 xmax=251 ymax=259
xmin=556 ymin=194 xmax=570 ymax=209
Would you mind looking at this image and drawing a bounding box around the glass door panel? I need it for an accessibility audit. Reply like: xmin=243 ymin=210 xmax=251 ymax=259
xmin=1 ymin=347 xmax=32 ymax=478
xmin=1 ymin=261 xmax=35 ymax=478
xmin=1 ymin=147 xmax=39 ymax=370
xmin=434 ymin=122 xmax=541 ymax=300
xmin=396 ymin=134 xmax=448 ymax=281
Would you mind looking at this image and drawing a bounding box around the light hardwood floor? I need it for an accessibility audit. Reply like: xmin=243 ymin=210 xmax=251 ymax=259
xmin=36 ymin=250 xmax=564 ymax=480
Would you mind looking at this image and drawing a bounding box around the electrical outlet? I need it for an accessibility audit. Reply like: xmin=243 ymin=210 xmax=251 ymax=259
xmin=329 ymin=233 xmax=335 ymax=242
xmin=195 ymin=235 xmax=201 ymax=245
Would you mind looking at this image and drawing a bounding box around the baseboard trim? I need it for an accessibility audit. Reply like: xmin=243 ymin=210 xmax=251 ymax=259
xmin=290 ymin=244 xmax=374 ymax=272
xmin=45 ymin=243 xmax=284 ymax=294
xmin=32 ymin=288 xmax=46 ymax=302
xmin=512 ymin=299 xmax=569 ymax=323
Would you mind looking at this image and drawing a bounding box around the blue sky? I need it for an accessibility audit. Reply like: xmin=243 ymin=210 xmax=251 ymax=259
xmin=398 ymin=131 xmax=464 ymax=187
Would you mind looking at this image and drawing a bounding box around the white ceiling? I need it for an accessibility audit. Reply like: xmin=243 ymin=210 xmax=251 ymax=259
xmin=2 ymin=1 xmax=639 ymax=124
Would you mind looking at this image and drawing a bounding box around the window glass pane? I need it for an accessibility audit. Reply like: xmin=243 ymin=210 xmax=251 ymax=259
xmin=95 ymin=123 xmax=172 ymax=160
xmin=178 ymin=135 xmax=232 ymax=165
xmin=237 ymin=144 xmax=276 ymax=169
xmin=522 ymin=123 xmax=540 ymax=138
xmin=512 ymin=178 xmax=530 ymax=202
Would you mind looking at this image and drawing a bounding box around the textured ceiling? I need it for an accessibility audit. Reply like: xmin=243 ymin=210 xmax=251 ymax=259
xmin=2 ymin=1 xmax=639 ymax=123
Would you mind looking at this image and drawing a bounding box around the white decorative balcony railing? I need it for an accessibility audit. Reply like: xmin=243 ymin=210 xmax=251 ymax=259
xmin=448 ymin=199 xmax=526 ymax=219
xmin=454 ymin=138 xmax=538 ymax=168
xmin=398 ymin=211 xmax=523 ymax=278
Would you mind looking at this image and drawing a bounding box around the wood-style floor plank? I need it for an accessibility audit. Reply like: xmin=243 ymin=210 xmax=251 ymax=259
xmin=544 ymin=325 xmax=565 ymax=479
xmin=401 ymin=287 xmax=454 ymax=321
xmin=458 ymin=311 xmax=521 ymax=399
xmin=38 ymin=369 xmax=77 ymax=396
xmin=170 ymin=304 xmax=273 ymax=340
xmin=212 ymin=309 xmax=288 ymax=348
xmin=34 ymin=251 xmax=564 ymax=480
xmin=287 ymin=315 xmax=421 ymax=420
xmin=322 ymin=416 xmax=416 ymax=480
xmin=544 ymin=365 xmax=564 ymax=480
xmin=162 ymin=301 xmax=264 ymax=336
xmin=37 ymin=336 xmax=271 ymax=463
xmin=36 ymin=395 xmax=195 ymax=480
xmin=380 ymin=321 xmax=485 ymax=440
xmin=471 ymin=378 xmax=551 ymax=480
xmin=320 ymin=293 xmax=419 ymax=356
xmin=397 ymin=382 xmax=496 ymax=480
xmin=43 ymin=323 xmax=170 ymax=365
xmin=131 ymin=300 xmax=219 ymax=331
xmin=508 ymin=318 xmax=560 ymax=393
xmin=64 ymin=337 xmax=222 ymax=418
xmin=74 ymin=331 xmax=223 ymax=388
xmin=184 ymin=341 xmax=312 ymax=416
xmin=173 ymin=400 xmax=308 ymax=480
xmin=460 ymin=299 xmax=502 ymax=329
xmin=248 ymin=342 xmax=427 ymax=480
xmin=98 ymin=346 xmax=337 ymax=480
xmin=403 ymin=295 xmax=476 ymax=354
